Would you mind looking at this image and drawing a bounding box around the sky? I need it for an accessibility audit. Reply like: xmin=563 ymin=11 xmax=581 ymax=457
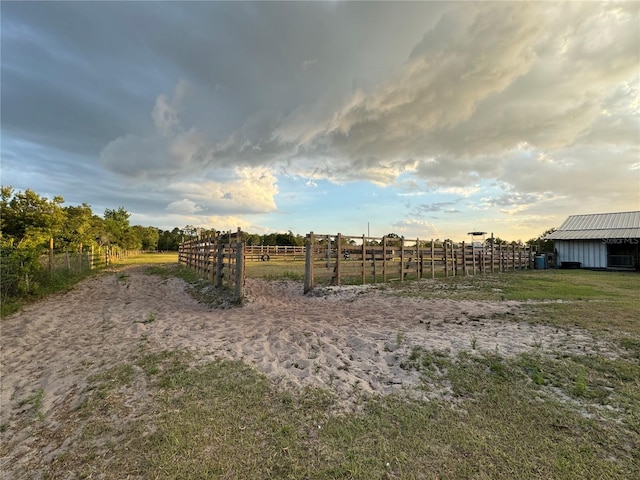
xmin=1 ymin=1 xmax=639 ymax=242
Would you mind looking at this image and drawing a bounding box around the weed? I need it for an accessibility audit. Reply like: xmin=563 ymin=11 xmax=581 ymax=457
xmin=18 ymin=388 xmax=45 ymax=421
xmin=116 ymin=273 xmax=129 ymax=284
xmin=574 ymin=369 xmax=587 ymax=397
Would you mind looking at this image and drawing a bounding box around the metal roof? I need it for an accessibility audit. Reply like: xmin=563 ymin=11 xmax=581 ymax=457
xmin=546 ymin=211 xmax=640 ymax=240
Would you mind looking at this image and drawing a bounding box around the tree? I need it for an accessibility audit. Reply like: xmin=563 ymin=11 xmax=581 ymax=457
xmin=0 ymin=187 xmax=66 ymax=297
xmin=158 ymin=228 xmax=182 ymax=251
xmin=526 ymin=228 xmax=556 ymax=253
xmin=1 ymin=187 xmax=65 ymax=249
xmin=384 ymin=233 xmax=402 ymax=247
xmin=60 ymin=203 xmax=95 ymax=250
xmin=104 ymin=207 xmax=131 ymax=247
xmin=132 ymin=225 xmax=160 ymax=250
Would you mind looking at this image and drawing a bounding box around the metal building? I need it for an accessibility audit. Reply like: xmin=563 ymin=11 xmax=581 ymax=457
xmin=546 ymin=211 xmax=640 ymax=270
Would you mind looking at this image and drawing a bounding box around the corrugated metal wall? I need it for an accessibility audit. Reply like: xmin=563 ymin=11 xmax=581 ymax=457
xmin=554 ymin=240 xmax=607 ymax=268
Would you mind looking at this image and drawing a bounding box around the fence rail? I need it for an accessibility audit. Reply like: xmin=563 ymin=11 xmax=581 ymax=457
xmin=303 ymin=232 xmax=533 ymax=293
xmin=244 ymin=245 xmax=305 ymax=262
xmin=178 ymin=230 xmax=245 ymax=302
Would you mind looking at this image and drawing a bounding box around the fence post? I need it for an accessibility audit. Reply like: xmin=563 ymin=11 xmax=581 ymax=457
xmin=400 ymin=236 xmax=405 ymax=281
xmin=490 ymin=233 xmax=495 ymax=273
xmin=304 ymin=232 xmax=314 ymax=293
xmin=372 ymin=242 xmax=377 ymax=283
xmin=430 ymin=239 xmax=435 ymax=279
xmin=235 ymin=241 xmax=245 ymax=303
xmin=462 ymin=241 xmax=467 ymax=276
xmin=444 ymin=242 xmax=448 ymax=277
xmin=49 ymin=237 xmax=54 ymax=275
xmin=416 ymin=238 xmax=420 ymax=279
xmin=472 ymin=244 xmax=476 ymax=275
xmin=335 ymin=233 xmax=342 ymax=286
xmin=362 ymin=235 xmax=366 ymax=285
xmin=215 ymin=242 xmax=224 ymax=288
xmin=382 ymin=236 xmax=387 ymax=283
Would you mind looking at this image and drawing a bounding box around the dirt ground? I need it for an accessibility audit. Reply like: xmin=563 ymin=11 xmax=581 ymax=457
xmin=0 ymin=265 xmax=618 ymax=476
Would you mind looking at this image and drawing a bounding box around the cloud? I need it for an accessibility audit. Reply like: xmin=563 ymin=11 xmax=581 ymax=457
xmin=5 ymin=1 xmax=637 ymax=240
xmin=166 ymin=198 xmax=202 ymax=214
xmin=167 ymin=167 xmax=279 ymax=215
xmin=301 ymin=59 xmax=318 ymax=71
xmin=98 ymin=1 xmax=638 ymax=211
xmin=413 ymin=202 xmax=459 ymax=214
xmin=390 ymin=219 xmax=440 ymax=239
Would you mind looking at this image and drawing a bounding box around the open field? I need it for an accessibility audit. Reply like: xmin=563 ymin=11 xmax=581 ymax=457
xmin=1 ymin=257 xmax=638 ymax=479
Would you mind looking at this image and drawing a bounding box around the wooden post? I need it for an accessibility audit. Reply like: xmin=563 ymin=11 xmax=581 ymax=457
xmin=462 ymin=241 xmax=467 ymax=276
xmin=362 ymin=235 xmax=366 ymax=285
xmin=453 ymin=249 xmax=457 ymax=276
xmin=49 ymin=237 xmax=54 ymax=275
xmin=326 ymin=235 xmax=331 ymax=268
xmin=444 ymin=242 xmax=448 ymax=277
xmin=512 ymin=243 xmax=517 ymax=272
xmin=372 ymin=243 xmax=377 ymax=283
xmin=400 ymin=236 xmax=405 ymax=281
xmin=490 ymin=233 xmax=495 ymax=273
xmin=235 ymin=241 xmax=245 ymax=303
xmin=304 ymin=232 xmax=314 ymax=293
xmin=472 ymin=244 xmax=476 ymax=276
xmin=335 ymin=233 xmax=342 ymax=286
xmin=78 ymin=243 xmax=83 ymax=272
xmin=416 ymin=238 xmax=420 ymax=279
xmin=431 ymin=239 xmax=435 ymax=279
xmin=382 ymin=236 xmax=387 ymax=283
xmin=215 ymin=242 xmax=224 ymax=288
xmin=518 ymin=246 xmax=523 ymax=270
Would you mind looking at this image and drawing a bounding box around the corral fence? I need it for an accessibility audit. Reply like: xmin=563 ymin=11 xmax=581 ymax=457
xmin=245 ymin=245 xmax=305 ymax=262
xmin=40 ymin=244 xmax=136 ymax=274
xmin=177 ymin=229 xmax=533 ymax=298
xmin=178 ymin=229 xmax=245 ymax=302
xmin=303 ymin=232 xmax=534 ymax=293
xmin=1 ymin=239 xmax=139 ymax=300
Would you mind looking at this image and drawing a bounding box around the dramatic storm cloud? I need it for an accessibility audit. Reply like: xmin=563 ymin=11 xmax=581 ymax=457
xmin=2 ymin=1 xmax=638 ymax=239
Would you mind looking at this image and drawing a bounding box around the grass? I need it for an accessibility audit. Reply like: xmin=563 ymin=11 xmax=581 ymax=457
xmin=17 ymin=388 xmax=45 ymax=421
xmin=245 ymin=259 xmax=306 ymax=281
xmin=30 ymin=347 xmax=639 ymax=479
xmin=391 ymin=269 xmax=640 ymax=336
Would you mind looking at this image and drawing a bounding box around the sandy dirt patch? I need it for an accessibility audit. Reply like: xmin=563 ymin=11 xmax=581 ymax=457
xmin=0 ymin=265 xmax=617 ymax=474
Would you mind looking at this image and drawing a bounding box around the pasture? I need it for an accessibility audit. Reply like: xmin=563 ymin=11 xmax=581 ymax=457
xmin=1 ymin=254 xmax=638 ymax=479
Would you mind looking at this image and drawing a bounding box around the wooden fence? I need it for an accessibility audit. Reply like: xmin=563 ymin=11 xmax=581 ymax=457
xmin=178 ymin=230 xmax=245 ymax=302
xmin=303 ymin=232 xmax=533 ymax=293
xmin=245 ymin=245 xmax=305 ymax=262
xmin=41 ymin=242 xmax=137 ymax=274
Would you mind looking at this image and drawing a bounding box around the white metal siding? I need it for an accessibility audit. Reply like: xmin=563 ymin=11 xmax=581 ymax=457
xmin=554 ymin=240 xmax=607 ymax=268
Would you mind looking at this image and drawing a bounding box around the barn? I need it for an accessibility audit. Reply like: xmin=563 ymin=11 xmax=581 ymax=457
xmin=546 ymin=211 xmax=640 ymax=270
